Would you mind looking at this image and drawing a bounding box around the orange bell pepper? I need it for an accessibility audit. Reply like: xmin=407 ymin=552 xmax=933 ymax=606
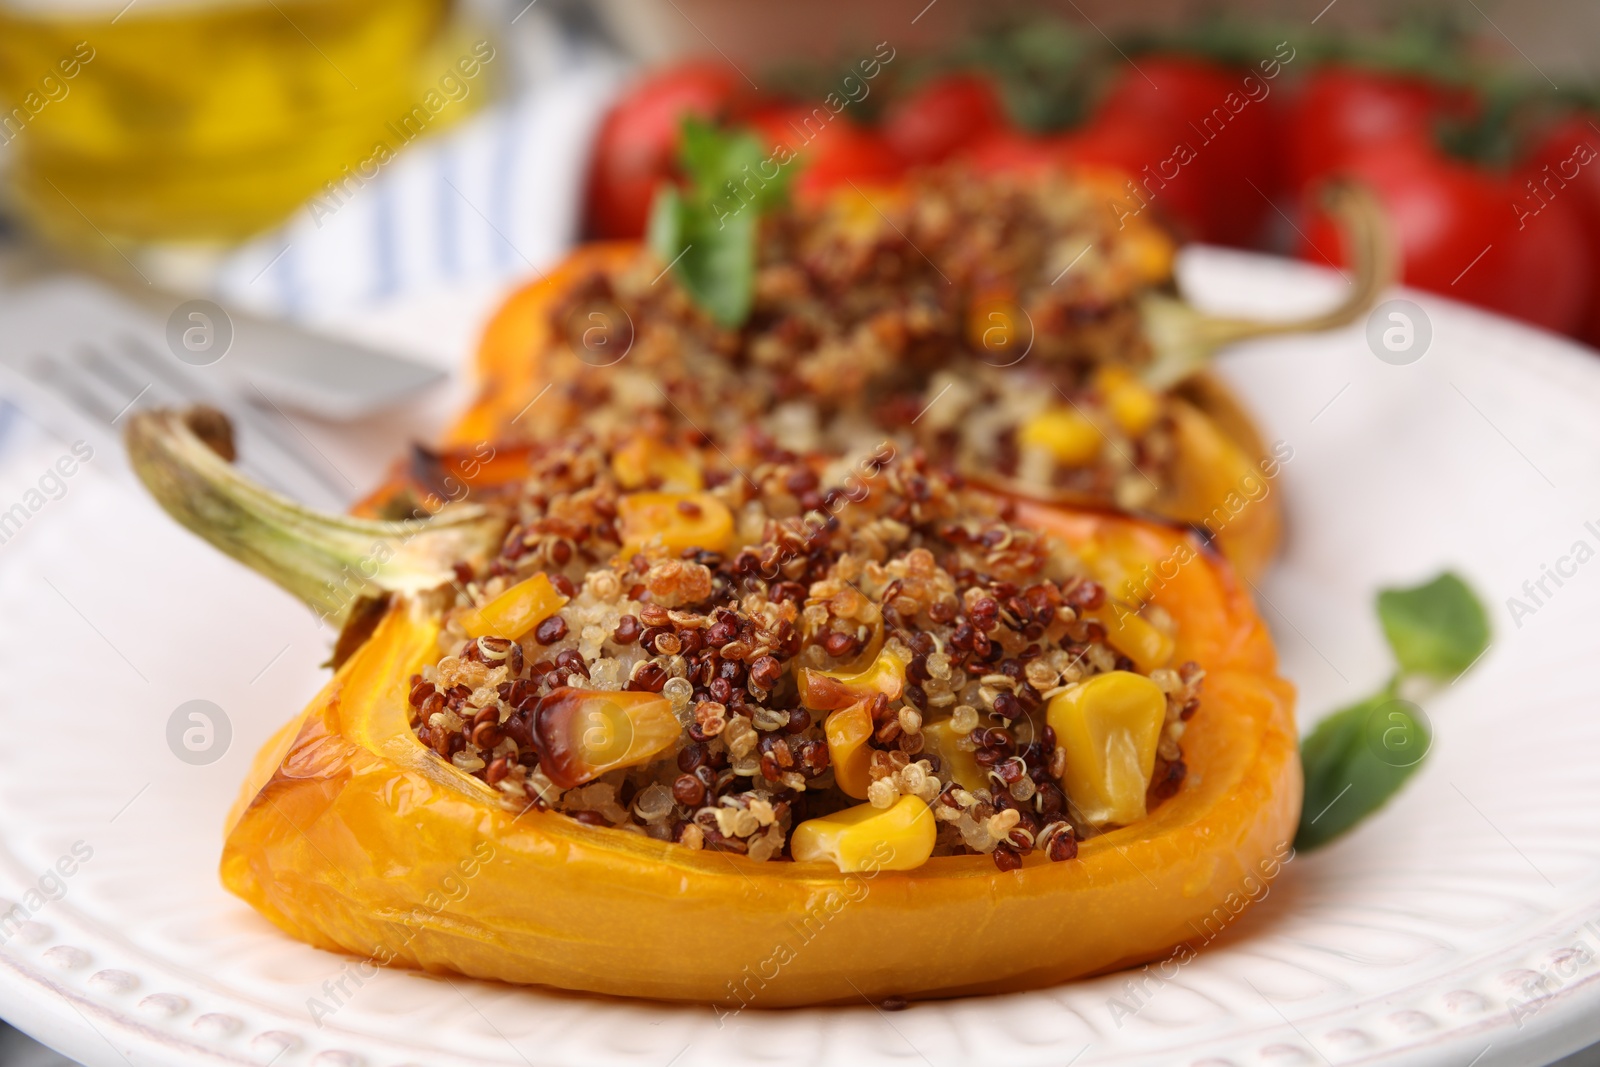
xmin=118 ymin=401 xmax=1300 ymax=1006
xmin=449 ymin=241 xmax=639 ymax=450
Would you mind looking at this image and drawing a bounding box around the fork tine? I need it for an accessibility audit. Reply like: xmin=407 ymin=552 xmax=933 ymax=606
xmin=1 ymin=281 xmax=360 ymax=511
xmin=28 ymin=355 xmax=119 ymax=424
xmin=114 ymin=334 xmax=351 ymax=504
xmin=77 ymin=344 xmax=146 ymax=397
xmin=74 ymin=345 xmax=157 ymax=424
xmin=239 ymin=384 xmax=360 ymax=503
xmin=115 ymin=333 xmax=211 ymax=401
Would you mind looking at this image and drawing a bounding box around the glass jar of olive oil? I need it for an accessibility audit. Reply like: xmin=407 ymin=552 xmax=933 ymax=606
xmin=0 ymin=0 xmax=483 ymax=255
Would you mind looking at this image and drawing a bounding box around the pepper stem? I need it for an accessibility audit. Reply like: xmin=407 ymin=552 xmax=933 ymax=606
xmin=1140 ymin=181 xmax=1397 ymax=390
xmin=126 ymin=407 xmax=504 ymax=626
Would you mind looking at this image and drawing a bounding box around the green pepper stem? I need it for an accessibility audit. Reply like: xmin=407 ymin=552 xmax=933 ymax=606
xmin=1140 ymin=181 xmax=1397 ymax=390
xmin=125 ymin=407 xmax=504 ymax=626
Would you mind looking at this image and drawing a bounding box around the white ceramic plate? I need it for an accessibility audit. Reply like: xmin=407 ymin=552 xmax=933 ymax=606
xmin=3 ymin=250 xmax=1599 ymax=1067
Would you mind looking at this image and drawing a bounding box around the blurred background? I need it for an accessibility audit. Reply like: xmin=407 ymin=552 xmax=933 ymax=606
xmin=1 ymin=0 xmax=1598 ymax=1063
xmin=3 ymin=0 xmax=1600 ymax=347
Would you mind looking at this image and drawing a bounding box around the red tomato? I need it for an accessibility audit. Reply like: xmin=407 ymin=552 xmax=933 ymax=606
xmin=1056 ymin=112 xmax=1215 ymax=243
xmin=1285 ymin=66 xmax=1475 ymax=199
xmin=958 ymin=130 xmax=1064 ymax=175
xmin=584 ymin=61 xmax=741 ymax=240
xmin=1526 ymin=115 xmax=1600 ymax=345
xmin=1093 ymin=55 xmax=1282 ymax=246
xmin=748 ymin=105 xmax=904 ymax=202
xmin=1301 ymin=138 xmax=1592 ymax=335
xmin=882 ymin=72 xmax=1008 ymax=166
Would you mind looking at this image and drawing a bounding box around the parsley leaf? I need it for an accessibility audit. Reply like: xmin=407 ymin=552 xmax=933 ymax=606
xmin=1376 ymin=571 xmax=1490 ymax=680
xmin=1296 ymin=685 xmax=1431 ymax=851
xmin=1295 ymin=571 xmax=1487 ymax=851
xmin=647 ymin=119 xmax=792 ymax=328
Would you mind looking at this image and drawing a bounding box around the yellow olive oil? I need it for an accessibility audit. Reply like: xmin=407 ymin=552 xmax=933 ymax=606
xmin=0 ymin=0 xmax=483 ymax=251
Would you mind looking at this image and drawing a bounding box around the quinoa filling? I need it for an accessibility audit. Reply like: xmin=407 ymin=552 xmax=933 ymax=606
xmin=405 ymin=431 xmax=1201 ymax=870
xmin=500 ymin=167 xmax=1181 ymax=511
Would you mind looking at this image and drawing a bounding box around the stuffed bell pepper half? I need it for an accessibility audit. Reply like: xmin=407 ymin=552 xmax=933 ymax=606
xmin=440 ymin=164 xmax=1389 ymax=580
xmin=129 ymin=408 xmax=1298 ymax=1005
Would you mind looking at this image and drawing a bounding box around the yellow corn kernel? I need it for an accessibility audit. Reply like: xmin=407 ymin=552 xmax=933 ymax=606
xmin=533 ymin=689 xmax=681 ymax=789
xmin=1123 ymin=223 xmax=1176 ymax=284
xmin=920 ymin=718 xmax=987 ymax=793
xmin=798 ymin=643 xmax=910 ymax=711
xmin=1046 ymin=670 xmax=1166 ymax=827
xmin=1093 ymin=602 xmax=1175 ymax=673
xmin=830 ymin=183 xmax=907 ymax=241
xmin=1070 ymin=527 xmax=1170 ymax=606
xmin=617 ymin=491 xmax=734 ymax=557
xmin=1019 ymin=407 xmax=1102 ymax=467
xmin=965 ymin=292 xmax=1027 ymax=364
xmin=1096 ymin=366 xmax=1161 ymax=437
xmin=790 ymin=795 xmax=936 ymax=873
xmin=832 ymin=621 xmax=885 ymax=675
xmin=825 ymin=700 xmax=875 ymax=799
xmin=459 ymin=573 xmax=568 ymax=641
xmin=611 ymin=437 xmax=703 ymax=492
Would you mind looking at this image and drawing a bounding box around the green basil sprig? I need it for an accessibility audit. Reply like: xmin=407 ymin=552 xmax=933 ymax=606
xmin=647 ymin=119 xmax=793 ymax=328
xmin=1295 ymin=572 xmax=1489 ymax=851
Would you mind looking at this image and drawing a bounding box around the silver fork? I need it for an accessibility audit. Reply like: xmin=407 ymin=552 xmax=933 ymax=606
xmin=0 ymin=278 xmax=422 ymax=511
xmin=0 ymin=281 xmax=353 ymax=511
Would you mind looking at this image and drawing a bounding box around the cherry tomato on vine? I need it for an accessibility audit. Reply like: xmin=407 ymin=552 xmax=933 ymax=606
xmin=1284 ymin=66 xmax=1476 ymax=199
xmin=584 ymin=61 xmax=742 ymax=239
xmin=959 ymin=57 xmax=1280 ymax=245
xmin=959 ymin=129 xmax=1064 ymax=174
xmin=1301 ymin=137 xmax=1592 ymax=335
xmin=1055 ymin=110 xmax=1214 ymax=243
xmin=748 ymin=105 xmax=903 ymax=202
xmin=882 ymin=72 xmax=1009 ymax=167
xmin=1525 ymin=115 xmax=1600 ymax=345
xmin=1091 ymin=55 xmax=1282 ymax=245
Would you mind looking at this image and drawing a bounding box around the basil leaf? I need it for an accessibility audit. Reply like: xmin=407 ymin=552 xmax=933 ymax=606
xmin=648 ymin=119 xmax=793 ymax=328
xmin=646 ymin=184 xmax=684 ymax=265
xmin=1376 ymin=572 xmax=1490 ymax=680
xmin=683 ymin=204 xmax=758 ymax=328
xmin=1295 ymin=688 xmax=1430 ymax=851
xmin=1296 ymin=567 xmax=1486 ymax=851
xmin=678 ymin=119 xmax=790 ymax=210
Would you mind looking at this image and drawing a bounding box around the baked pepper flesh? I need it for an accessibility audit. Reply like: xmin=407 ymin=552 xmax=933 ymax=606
xmin=128 ymin=409 xmax=1298 ymax=1006
xmin=440 ymin=166 xmax=1388 ymax=579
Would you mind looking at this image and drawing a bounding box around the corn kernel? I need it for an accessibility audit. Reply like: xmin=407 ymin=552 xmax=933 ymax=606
xmin=790 ymin=795 xmax=936 ymax=873
xmin=1046 ymin=671 xmax=1166 ymax=827
xmin=920 ymin=718 xmax=987 ymax=793
xmin=1096 ymin=366 xmax=1161 ymax=437
xmin=799 ymin=643 xmax=910 ymax=711
xmin=617 ymin=491 xmax=734 ymax=558
xmin=830 ymin=184 xmax=907 ymax=240
xmin=1019 ymin=407 xmax=1102 ymax=467
xmin=825 ymin=699 xmax=875 ymax=799
xmin=965 ymin=291 xmax=1028 ymax=365
xmin=1067 ymin=527 xmax=1171 ymax=607
xmin=611 ymin=437 xmax=703 ymax=492
xmin=533 ymin=688 xmax=681 ymax=789
xmin=1123 ymin=221 xmax=1176 ymax=283
xmin=459 ymin=573 xmax=567 ymax=641
xmin=1093 ymin=602 xmax=1175 ymax=673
